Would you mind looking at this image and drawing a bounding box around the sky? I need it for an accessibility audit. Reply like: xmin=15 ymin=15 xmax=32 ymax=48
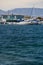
xmin=0 ymin=0 xmax=43 ymax=10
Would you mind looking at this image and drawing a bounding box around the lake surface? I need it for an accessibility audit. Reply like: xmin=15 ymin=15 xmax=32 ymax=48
xmin=0 ymin=24 xmax=43 ymax=65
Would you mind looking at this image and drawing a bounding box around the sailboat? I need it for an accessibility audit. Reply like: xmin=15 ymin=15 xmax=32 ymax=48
xmin=27 ymin=7 xmax=40 ymax=24
xmin=6 ymin=7 xmax=40 ymax=25
xmin=14 ymin=7 xmax=40 ymax=25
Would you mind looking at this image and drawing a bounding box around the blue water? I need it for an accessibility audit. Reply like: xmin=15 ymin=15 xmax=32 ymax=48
xmin=0 ymin=24 xmax=43 ymax=65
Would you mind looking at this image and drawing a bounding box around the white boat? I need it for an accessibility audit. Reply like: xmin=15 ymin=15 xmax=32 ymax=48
xmin=13 ymin=8 xmax=40 ymax=25
xmin=28 ymin=18 xmax=40 ymax=24
xmin=13 ymin=18 xmax=40 ymax=25
xmin=0 ymin=16 xmax=6 ymax=24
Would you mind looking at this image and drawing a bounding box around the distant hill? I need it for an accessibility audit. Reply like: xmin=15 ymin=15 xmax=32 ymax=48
xmin=0 ymin=10 xmax=6 ymax=15
xmin=0 ymin=8 xmax=43 ymax=17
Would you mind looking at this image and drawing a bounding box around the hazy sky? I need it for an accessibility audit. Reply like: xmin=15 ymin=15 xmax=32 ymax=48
xmin=0 ymin=0 xmax=43 ymax=10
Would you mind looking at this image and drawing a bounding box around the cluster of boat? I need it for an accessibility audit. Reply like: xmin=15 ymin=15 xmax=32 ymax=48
xmin=0 ymin=16 xmax=43 ymax=25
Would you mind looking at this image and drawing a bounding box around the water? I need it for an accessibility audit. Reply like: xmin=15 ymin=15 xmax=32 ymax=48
xmin=0 ymin=24 xmax=43 ymax=65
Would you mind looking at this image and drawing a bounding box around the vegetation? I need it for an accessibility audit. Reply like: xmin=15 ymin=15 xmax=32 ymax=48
xmin=24 ymin=16 xmax=31 ymax=20
xmin=36 ymin=17 xmax=43 ymax=21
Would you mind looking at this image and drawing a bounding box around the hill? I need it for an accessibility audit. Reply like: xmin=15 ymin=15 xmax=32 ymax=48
xmin=0 ymin=8 xmax=43 ymax=17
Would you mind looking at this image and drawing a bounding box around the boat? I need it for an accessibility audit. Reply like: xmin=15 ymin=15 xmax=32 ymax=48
xmin=6 ymin=7 xmax=40 ymax=25
xmin=27 ymin=7 xmax=40 ymax=24
xmin=6 ymin=14 xmax=21 ymax=22
xmin=0 ymin=16 xmax=6 ymax=24
xmin=14 ymin=7 xmax=40 ymax=25
xmin=28 ymin=18 xmax=40 ymax=24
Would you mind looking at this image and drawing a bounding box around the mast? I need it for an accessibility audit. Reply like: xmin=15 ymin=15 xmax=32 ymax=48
xmin=30 ymin=4 xmax=34 ymax=18
xmin=7 ymin=10 xmax=10 ymax=19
